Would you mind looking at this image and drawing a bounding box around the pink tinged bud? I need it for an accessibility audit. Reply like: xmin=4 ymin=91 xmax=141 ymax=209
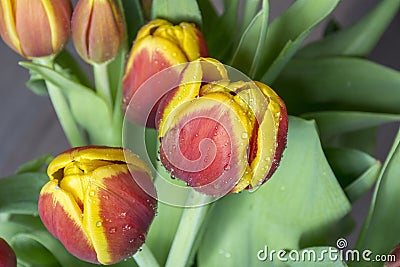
xmin=0 ymin=238 xmax=16 ymax=267
xmin=38 ymin=146 xmax=157 ymax=265
xmin=71 ymin=0 xmax=124 ymax=64
xmin=122 ymin=19 xmax=208 ymax=128
xmin=0 ymin=0 xmax=72 ymax=58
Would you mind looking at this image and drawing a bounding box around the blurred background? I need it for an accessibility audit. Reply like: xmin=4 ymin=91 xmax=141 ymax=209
xmin=0 ymin=0 xmax=399 ymax=247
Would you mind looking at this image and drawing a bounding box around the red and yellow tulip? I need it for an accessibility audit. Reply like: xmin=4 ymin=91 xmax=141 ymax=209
xmin=157 ymin=59 xmax=288 ymax=196
xmin=71 ymin=0 xmax=124 ymax=64
xmin=122 ymin=19 xmax=208 ymax=127
xmin=0 ymin=0 xmax=72 ymax=58
xmin=38 ymin=146 xmax=157 ymax=265
xmin=0 ymin=238 xmax=16 ymax=267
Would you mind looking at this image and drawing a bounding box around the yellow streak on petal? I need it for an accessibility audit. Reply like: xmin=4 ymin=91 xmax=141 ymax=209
xmin=82 ymin=165 xmax=126 ymax=265
xmin=158 ymin=60 xmax=203 ymax=138
xmin=0 ymin=0 xmax=22 ymax=54
xmin=40 ymin=0 xmax=58 ymax=51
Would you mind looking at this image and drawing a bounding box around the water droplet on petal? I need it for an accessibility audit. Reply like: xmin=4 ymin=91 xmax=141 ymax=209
xmin=119 ymin=212 xmax=127 ymax=218
xmin=96 ymin=221 xmax=102 ymax=227
xmin=109 ymin=227 xmax=116 ymax=234
xmin=123 ymin=224 xmax=132 ymax=231
xmin=89 ymin=190 xmax=96 ymax=197
xmin=241 ymin=132 xmax=248 ymax=139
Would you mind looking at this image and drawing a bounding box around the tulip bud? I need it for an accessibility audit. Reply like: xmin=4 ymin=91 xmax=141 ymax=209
xmin=122 ymin=19 xmax=208 ymax=128
xmin=0 ymin=238 xmax=16 ymax=267
xmin=157 ymin=59 xmax=288 ymax=196
xmin=0 ymin=0 xmax=72 ymax=58
xmin=71 ymin=0 xmax=124 ymax=64
xmin=384 ymin=244 xmax=400 ymax=267
xmin=38 ymin=146 xmax=157 ymax=265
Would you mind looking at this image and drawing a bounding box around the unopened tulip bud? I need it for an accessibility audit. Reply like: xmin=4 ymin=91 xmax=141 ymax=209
xmin=157 ymin=59 xmax=288 ymax=196
xmin=0 ymin=238 xmax=16 ymax=267
xmin=38 ymin=146 xmax=157 ymax=265
xmin=0 ymin=0 xmax=72 ymax=58
xmin=385 ymin=244 xmax=400 ymax=267
xmin=71 ymin=0 xmax=124 ymax=64
xmin=122 ymin=19 xmax=208 ymax=128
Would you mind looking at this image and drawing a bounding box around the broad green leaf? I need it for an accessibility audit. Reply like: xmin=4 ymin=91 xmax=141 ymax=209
xmin=122 ymin=0 xmax=145 ymax=46
xmin=0 ymin=222 xmax=31 ymax=241
xmin=146 ymin=202 xmax=183 ymax=266
xmin=11 ymin=233 xmax=61 ymax=267
xmin=352 ymin=130 xmax=400 ymax=267
xmin=20 ymin=62 xmax=117 ymax=146
xmin=298 ymin=0 xmax=400 ymax=58
xmin=0 ymin=173 xmax=48 ymax=215
xmin=302 ymin=111 xmax=400 ymax=144
xmin=201 ymin=0 xmax=240 ymax=60
xmin=25 ymin=73 xmax=48 ymax=96
xmin=237 ymin=0 xmax=261 ymax=39
xmin=15 ymin=154 xmax=53 ymax=174
xmin=324 ymin=148 xmax=381 ymax=202
xmin=197 ymin=0 xmax=219 ymax=33
xmin=230 ymin=0 xmax=269 ymax=78
xmin=151 ymin=0 xmax=202 ymax=26
xmin=197 ymin=117 xmax=351 ymax=267
xmin=255 ymin=0 xmax=340 ymax=80
xmin=289 ymin=247 xmax=348 ymax=266
xmin=55 ymin=49 xmax=92 ymax=88
xmin=272 ymin=57 xmax=400 ymax=115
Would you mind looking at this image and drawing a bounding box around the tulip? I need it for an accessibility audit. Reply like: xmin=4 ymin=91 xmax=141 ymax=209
xmin=71 ymin=0 xmax=124 ymax=64
xmin=0 ymin=0 xmax=72 ymax=58
xmin=0 ymin=238 xmax=16 ymax=267
xmin=384 ymin=244 xmax=400 ymax=267
xmin=158 ymin=58 xmax=288 ymax=197
xmin=38 ymin=146 xmax=157 ymax=265
xmin=122 ymin=19 xmax=208 ymax=128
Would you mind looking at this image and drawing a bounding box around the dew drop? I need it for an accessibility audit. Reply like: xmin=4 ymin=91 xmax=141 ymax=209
xmin=54 ymin=186 xmax=60 ymax=190
xmin=129 ymin=239 xmax=135 ymax=244
xmin=224 ymin=164 xmax=230 ymax=171
xmin=123 ymin=224 xmax=132 ymax=231
xmin=109 ymin=227 xmax=116 ymax=234
xmin=241 ymin=132 xmax=248 ymax=139
xmin=102 ymin=194 xmax=109 ymax=200
xmin=96 ymin=221 xmax=102 ymax=227
xmin=119 ymin=212 xmax=127 ymax=218
xmin=89 ymin=190 xmax=96 ymax=197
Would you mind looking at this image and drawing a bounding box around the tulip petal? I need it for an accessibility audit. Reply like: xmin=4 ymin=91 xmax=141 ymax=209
xmin=83 ymin=165 xmax=156 ymax=264
xmin=0 ymin=0 xmax=22 ymax=55
xmin=160 ymin=93 xmax=251 ymax=196
xmin=39 ymin=180 xmax=98 ymax=264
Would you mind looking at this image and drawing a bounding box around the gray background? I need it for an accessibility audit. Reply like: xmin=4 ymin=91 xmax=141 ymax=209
xmin=0 ymin=0 xmax=399 ymax=247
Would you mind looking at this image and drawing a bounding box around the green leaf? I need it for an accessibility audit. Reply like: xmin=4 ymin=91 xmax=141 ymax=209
xmin=324 ymin=148 xmax=381 ymax=202
xmin=25 ymin=74 xmax=48 ymax=96
xmin=0 ymin=173 xmax=48 ymax=215
xmin=201 ymin=0 xmax=240 ymax=61
xmin=353 ymin=130 xmax=400 ymax=267
xmin=230 ymin=0 xmax=269 ymax=78
xmin=298 ymin=0 xmax=400 ymax=58
xmin=20 ymin=61 xmax=115 ymax=145
xmin=323 ymin=18 xmax=341 ymax=37
xmin=272 ymin=57 xmax=400 ymax=115
xmin=255 ymin=0 xmax=340 ymax=81
xmin=122 ymin=0 xmax=145 ymax=46
xmin=151 ymin=0 xmax=202 ymax=26
xmin=302 ymin=111 xmax=400 ymax=144
xmin=15 ymin=154 xmax=53 ymax=174
xmin=237 ymin=0 xmax=262 ymax=39
xmin=197 ymin=117 xmax=351 ymax=267
xmin=55 ymin=49 xmax=92 ymax=88
xmin=146 ymin=202 xmax=183 ymax=266
xmin=11 ymin=233 xmax=61 ymax=267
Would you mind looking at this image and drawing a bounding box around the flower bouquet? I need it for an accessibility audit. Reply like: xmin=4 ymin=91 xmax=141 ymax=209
xmin=0 ymin=0 xmax=400 ymax=266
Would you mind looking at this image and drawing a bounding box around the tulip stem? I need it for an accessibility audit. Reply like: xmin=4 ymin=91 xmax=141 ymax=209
xmin=165 ymin=190 xmax=213 ymax=267
xmin=93 ymin=63 xmax=113 ymax=109
xmin=133 ymin=244 xmax=160 ymax=267
xmin=33 ymin=57 xmax=86 ymax=147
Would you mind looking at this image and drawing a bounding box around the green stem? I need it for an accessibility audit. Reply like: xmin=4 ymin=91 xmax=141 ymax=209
xmin=93 ymin=63 xmax=113 ymax=109
xmin=34 ymin=57 xmax=86 ymax=147
xmin=46 ymin=83 xmax=86 ymax=147
xmin=133 ymin=244 xmax=160 ymax=267
xmin=165 ymin=190 xmax=213 ymax=267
